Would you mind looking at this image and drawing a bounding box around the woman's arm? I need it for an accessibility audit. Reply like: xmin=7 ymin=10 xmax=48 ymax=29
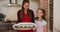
xmin=17 ymin=10 xmax=21 ymax=23
xmin=31 ymin=10 xmax=35 ymax=23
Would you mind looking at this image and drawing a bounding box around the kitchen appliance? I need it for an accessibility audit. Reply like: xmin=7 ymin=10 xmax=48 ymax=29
xmin=4 ymin=0 xmax=21 ymax=7
xmin=0 ymin=13 xmax=5 ymax=22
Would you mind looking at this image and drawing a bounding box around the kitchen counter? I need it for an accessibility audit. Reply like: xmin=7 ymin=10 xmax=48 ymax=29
xmin=0 ymin=22 xmax=17 ymax=32
xmin=0 ymin=22 xmax=13 ymax=31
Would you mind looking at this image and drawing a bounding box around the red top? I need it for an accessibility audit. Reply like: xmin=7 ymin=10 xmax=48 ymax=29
xmin=21 ymin=14 xmax=31 ymax=22
xmin=20 ymin=14 xmax=33 ymax=32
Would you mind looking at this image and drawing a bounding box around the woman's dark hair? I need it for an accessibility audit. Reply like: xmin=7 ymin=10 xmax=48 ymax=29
xmin=35 ymin=8 xmax=46 ymax=20
xmin=20 ymin=0 xmax=32 ymax=20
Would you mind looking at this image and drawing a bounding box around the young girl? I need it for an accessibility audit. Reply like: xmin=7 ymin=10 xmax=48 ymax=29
xmin=35 ymin=9 xmax=47 ymax=32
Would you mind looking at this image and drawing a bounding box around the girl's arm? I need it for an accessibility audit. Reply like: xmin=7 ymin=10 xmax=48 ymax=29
xmin=43 ymin=24 xmax=48 ymax=32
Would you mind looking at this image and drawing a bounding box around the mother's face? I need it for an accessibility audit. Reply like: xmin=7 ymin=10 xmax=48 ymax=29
xmin=23 ymin=3 xmax=29 ymax=10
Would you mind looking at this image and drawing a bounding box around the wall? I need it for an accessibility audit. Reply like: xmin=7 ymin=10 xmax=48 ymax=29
xmin=0 ymin=0 xmax=39 ymax=21
xmin=54 ymin=0 xmax=60 ymax=32
xmin=39 ymin=0 xmax=48 ymax=21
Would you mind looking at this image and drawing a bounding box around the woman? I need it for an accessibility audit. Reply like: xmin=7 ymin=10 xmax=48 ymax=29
xmin=17 ymin=0 xmax=34 ymax=32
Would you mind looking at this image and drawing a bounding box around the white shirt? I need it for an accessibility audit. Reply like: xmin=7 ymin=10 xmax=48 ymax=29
xmin=35 ymin=19 xmax=47 ymax=32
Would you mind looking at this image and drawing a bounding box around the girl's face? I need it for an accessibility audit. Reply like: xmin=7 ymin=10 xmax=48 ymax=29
xmin=23 ymin=3 xmax=29 ymax=10
xmin=37 ymin=10 xmax=44 ymax=18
